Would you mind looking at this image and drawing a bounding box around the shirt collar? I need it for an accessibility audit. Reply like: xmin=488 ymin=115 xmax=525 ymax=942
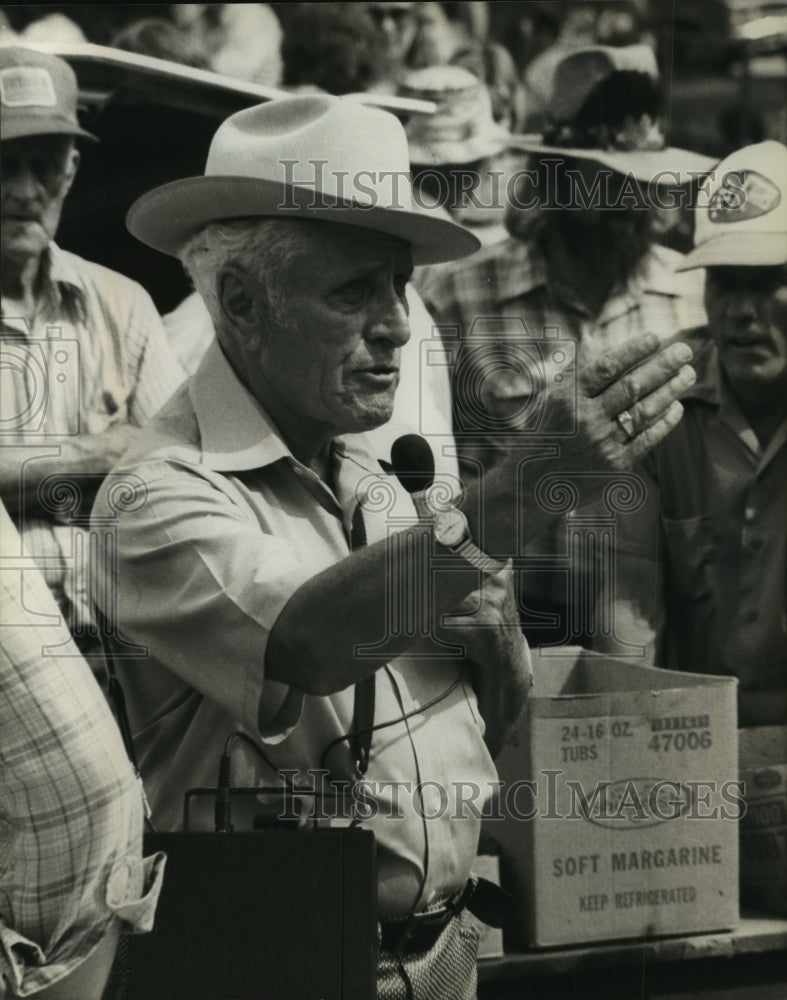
xmin=35 ymin=243 xmax=86 ymax=318
xmin=190 ymin=339 xmax=293 ymax=472
xmin=685 ymin=336 xmax=787 ymax=467
xmin=718 ymin=374 xmax=787 ymax=468
xmin=1 ymin=243 xmax=85 ymax=333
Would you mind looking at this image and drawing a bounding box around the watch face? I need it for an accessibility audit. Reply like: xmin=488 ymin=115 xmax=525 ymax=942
xmin=434 ymin=508 xmax=468 ymax=548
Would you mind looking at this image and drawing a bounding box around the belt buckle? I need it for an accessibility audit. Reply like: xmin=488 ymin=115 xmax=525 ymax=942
xmin=386 ymin=891 xmax=465 ymax=955
xmin=381 ymin=879 xmax=476 ymax=955
xmin=394 ymin=907 xmax=450 ymax=955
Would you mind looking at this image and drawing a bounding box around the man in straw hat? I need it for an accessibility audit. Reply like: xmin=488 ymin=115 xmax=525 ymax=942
xmin=0 ymin=46 xmax=183 ymax=658
xmin=613 ymin=140 xmax=787 ymax=727
xmin=92 ymin=94 xmax=696 ymax=996
xmin=400 ymin=64 xmax=519 ymax=246
xmin=419 ymin=43 xmax=714 ymax=654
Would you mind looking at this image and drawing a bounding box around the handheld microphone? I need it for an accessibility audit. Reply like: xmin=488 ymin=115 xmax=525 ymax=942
xmin=389 ymin=434 xmax=435 ymax=493
xmin=388 ymin=434 xmax=435 ymax=520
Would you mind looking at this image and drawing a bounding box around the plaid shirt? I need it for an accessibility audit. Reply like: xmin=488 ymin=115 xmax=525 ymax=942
xmin=0 ymin=244 xmax=185 ymax=633
xmin=417 ymin=236 xmax=707 ymax=648
xmin=0 ymin=503 xmax=164 ymax=998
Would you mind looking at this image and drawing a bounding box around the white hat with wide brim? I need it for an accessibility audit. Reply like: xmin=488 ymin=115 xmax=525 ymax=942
xmin=127 ymin=95 xmax=481 ymax=265
xmin=507 ymin=136 xmax=717 ymax=186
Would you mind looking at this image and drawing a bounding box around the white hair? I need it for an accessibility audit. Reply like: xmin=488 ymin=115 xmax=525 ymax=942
xmin=179 ymin=218 xmax=313 ymax=332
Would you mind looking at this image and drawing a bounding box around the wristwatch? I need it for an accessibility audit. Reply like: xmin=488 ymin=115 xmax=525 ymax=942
xmin=431 ymin=504 xmax=510 ymax=575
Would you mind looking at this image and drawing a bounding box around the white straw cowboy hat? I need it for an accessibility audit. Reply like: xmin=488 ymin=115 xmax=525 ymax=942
xmin=509 ymin=45 xmax=716 ymax=184
xmin=399 ymin=65 xmax=512 ymax=166
xmin=127 ymin=95 xmax=481 ymax=264
xmin=676 ymin=140 xmax=787 ymax=271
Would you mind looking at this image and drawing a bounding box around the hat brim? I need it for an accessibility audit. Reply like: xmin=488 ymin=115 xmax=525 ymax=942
xmin=408 ymin=124 xmax=513 ymax=167
xmin=126 ymin=176 xmax=481 ymax=265
xmin=675 ymin=232 xmax=787 ymax=271
xmin=507 ymin=136 xmax=717 ymax=185
xmin=1 ymin=117 xmax=98 ymax=143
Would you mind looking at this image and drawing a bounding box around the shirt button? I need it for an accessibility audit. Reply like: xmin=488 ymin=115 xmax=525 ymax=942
xmin=750 ymin=537 xmax=764 ymax=552
xmin=743 ymin=610 xmax=759 ymax=625
xmin=744 ymin=506 xmax=756 ymax=522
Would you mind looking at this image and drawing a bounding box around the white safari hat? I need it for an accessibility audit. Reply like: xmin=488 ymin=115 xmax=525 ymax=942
xmin=676 ymin=140 xmax=787 ymax=271
xmin=509 ymin=45 xmax=715 ymax=184
xmin=127 ymin=95 xmax=481 ymax=264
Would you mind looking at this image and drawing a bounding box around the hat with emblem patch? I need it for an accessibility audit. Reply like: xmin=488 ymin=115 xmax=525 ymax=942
xmin=0 ymin=45 xmax=96 ymax=142
xmin=677 ymin=140 xmax=787 ymax=270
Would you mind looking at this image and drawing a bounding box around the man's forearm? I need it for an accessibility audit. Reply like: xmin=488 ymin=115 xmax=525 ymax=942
xmin=0 ymin=425 xmax=141 ymax=516
xmin=266 ymin=522 xmax=490 ymax=696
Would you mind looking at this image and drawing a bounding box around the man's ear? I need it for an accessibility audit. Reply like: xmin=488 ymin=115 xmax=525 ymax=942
xmin=218 ymin=266 xmax=264 ymax=350
xmin=62 ymin=147 xmax=80 ymax=196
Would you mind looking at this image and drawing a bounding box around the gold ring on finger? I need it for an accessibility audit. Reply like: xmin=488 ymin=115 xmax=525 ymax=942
xmin=615 ymin=409 xmax=636 ymax=440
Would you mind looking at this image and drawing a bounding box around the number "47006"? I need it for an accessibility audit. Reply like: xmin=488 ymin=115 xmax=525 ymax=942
xmin=648 ymin=730 xmax=712 ymax=751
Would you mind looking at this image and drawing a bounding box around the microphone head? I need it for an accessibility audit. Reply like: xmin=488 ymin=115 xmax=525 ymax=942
xmin=389 ymin=434 xmax=435 ymax=494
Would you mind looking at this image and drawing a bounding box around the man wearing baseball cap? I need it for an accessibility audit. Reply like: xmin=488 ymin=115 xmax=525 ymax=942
xmin=0 ymin=46 xmax=184 ymax=656
xmin=91 ymin=94 xmax=695 ymax=996
xmin=616 ymin=140 xmax=787 ymax=726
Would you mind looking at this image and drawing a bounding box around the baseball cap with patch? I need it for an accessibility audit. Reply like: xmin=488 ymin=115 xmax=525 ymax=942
xmin=677 ymin=140 xmax=787 ymax=271
xmin=0 ymin=45 xmax=96 ymax=142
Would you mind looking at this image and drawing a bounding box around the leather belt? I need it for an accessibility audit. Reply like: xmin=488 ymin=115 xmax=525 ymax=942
xmin=379 ymin=877 xmax=516 ymax=956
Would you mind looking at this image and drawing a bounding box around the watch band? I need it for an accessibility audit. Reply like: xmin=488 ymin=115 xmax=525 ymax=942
xmin=452 ymin=536 xmax=511 ymax=576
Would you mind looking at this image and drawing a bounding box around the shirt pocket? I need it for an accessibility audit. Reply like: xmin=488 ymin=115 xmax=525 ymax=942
xmin=661 ymin=513 xmax=717 ymax=606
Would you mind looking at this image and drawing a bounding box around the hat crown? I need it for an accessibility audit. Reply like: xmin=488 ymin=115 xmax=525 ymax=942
xmin=549 ymin=45 xmax=659 ymax=122
xmin=126 ymin=95 xmax=481 ymax=264
xmin=683 ymin=140 xmax=787 ymax=269
xmin=539 ymin=44 xmax=665 ymax=155
xmin=205 ymin=96 xmax=413 ymax=209
xmin=698 ymin=140 xmax=787 ymax=235
xmin=399 ymin=65 xmax=510 ymax=166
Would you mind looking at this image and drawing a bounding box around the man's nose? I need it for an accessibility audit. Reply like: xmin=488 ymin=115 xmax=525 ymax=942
xmin=367 ymin=291 xmax=411 ymax=347
xmin=728 ymin=290 xmax=764 ymax=326
xmin=4 ymin=162 xmax=44 ymax=202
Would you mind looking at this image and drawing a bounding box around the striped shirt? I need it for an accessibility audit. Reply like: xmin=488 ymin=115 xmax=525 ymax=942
xmin=0 ymin=244 xmax=185 ymax=632
xmin=0 ymin=503 xmax=164 ymax=998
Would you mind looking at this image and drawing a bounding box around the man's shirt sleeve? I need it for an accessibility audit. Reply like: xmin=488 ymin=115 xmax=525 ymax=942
xmin=103 ymin=458 xmax=312 ymax=738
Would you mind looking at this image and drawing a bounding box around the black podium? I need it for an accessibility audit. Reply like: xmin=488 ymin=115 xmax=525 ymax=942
xmin=129 ymin=829 xmax=377 ymax=1000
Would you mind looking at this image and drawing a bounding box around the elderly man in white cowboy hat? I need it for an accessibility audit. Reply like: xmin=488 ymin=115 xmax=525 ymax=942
xmin=0 ymin=46 xmax=183 ymax=658
xmin=418 ymin=43 xmax=714 ymax=655
xmin=92 ymin=95 xmax=696 ymax=998
xmin=613 ymin=140 xmax=787 ymax=728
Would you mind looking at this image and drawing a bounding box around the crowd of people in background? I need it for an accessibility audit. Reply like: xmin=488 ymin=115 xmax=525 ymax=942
xmin=1 ymin=4 xmax=785 ymax=999
xmin=1 ymin=2 xmax=781 ymax=152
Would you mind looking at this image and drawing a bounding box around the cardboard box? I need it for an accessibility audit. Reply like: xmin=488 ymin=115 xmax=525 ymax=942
xmin=738 ymin=726 xmax=787 ymax=915
xmin=485 ymin=648 xmax=739 ymax=947
xmin=470 ymin=853 xmax=505 ymax=959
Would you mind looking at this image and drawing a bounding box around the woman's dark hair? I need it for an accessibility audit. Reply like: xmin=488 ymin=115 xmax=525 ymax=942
xmin=281 ymin=3 xmax=377 ymax=95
